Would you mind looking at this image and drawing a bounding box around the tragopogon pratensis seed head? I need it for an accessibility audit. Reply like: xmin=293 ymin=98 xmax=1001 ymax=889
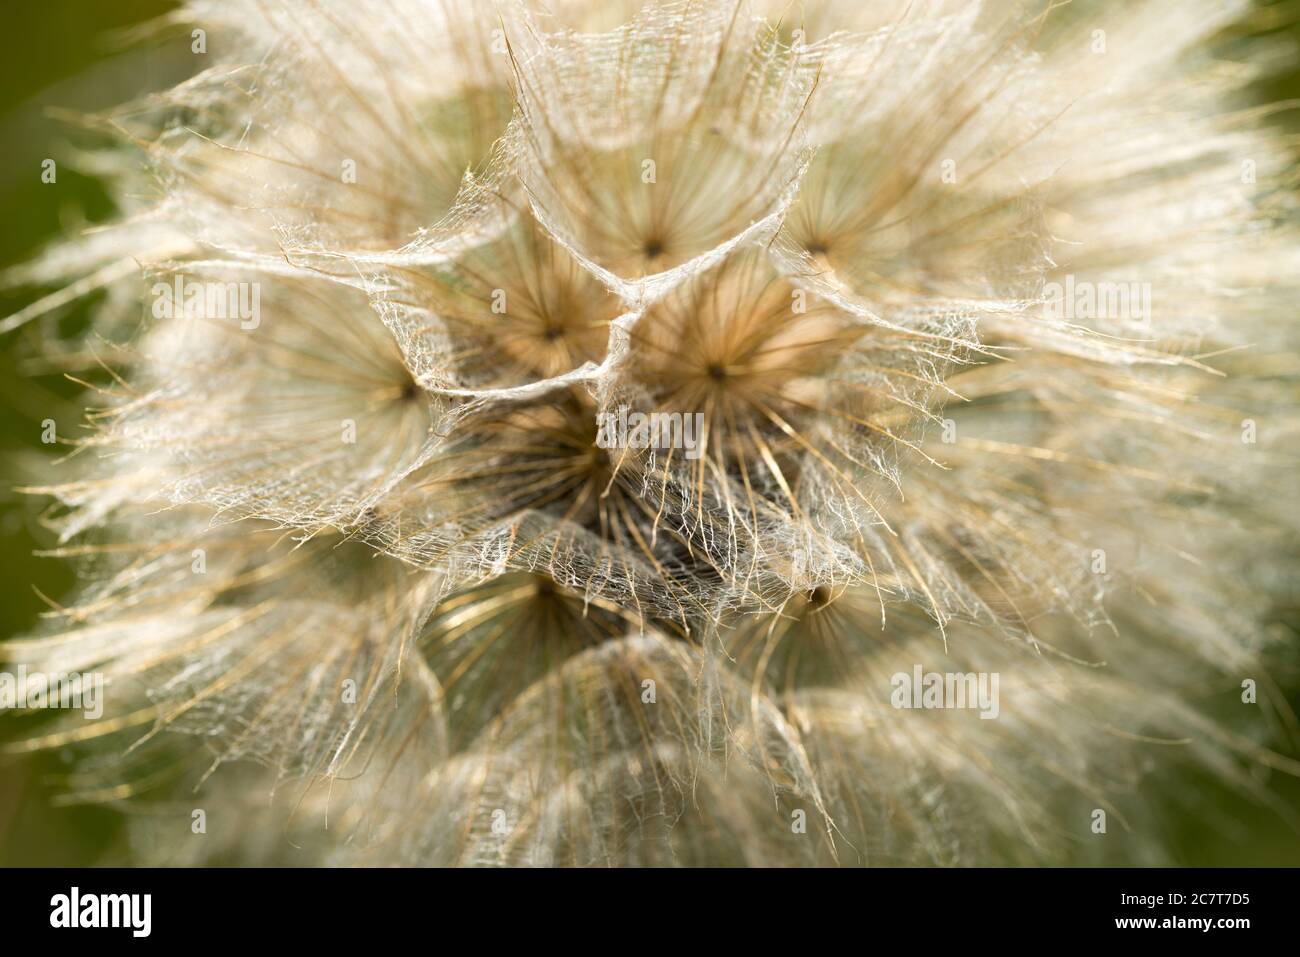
xmin=3 ymin=0 xmax=1297 ymax=866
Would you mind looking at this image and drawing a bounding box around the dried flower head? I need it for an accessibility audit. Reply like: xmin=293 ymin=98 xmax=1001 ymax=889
xmin=3 ymin=0 xmax=1298 ymax=866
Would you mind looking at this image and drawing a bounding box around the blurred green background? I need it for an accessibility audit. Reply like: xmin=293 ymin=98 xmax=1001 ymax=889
xmin=1 ymin=0 xmax=189 ymax=866
xmin=1 ymin=1 xmax=1298 ymax=866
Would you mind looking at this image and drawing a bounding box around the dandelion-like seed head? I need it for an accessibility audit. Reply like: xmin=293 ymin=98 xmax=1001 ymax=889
xmin=3 ymin=0 xmax=1298 ymax=867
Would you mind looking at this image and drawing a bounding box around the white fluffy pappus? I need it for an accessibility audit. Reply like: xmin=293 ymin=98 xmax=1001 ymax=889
xmin=2 ymin=0 xmax=1299 ymax=866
